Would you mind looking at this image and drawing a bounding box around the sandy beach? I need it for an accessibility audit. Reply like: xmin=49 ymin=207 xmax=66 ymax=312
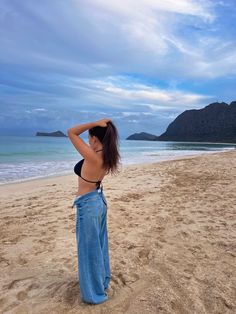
xmin=0 ymin=150 xmax=235 ymax=314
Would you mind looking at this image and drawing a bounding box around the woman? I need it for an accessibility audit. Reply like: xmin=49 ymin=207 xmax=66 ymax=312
xmin=67 ymin=118 xmax=120 ymax=304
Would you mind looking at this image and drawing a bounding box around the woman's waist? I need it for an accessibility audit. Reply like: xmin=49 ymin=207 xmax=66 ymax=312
xmin=75 ymin=185 xmax=101 ymax=197
xmin=72 ymin=186 xmax=106 ymax=208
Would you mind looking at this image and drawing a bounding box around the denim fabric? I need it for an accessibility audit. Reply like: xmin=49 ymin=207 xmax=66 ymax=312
xmin=72 ymin=185 xmax=111 ymax=304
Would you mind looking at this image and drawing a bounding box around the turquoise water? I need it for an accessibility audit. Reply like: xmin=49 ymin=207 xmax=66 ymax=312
xmin=0 ymin=135 xmax=235 ymax=185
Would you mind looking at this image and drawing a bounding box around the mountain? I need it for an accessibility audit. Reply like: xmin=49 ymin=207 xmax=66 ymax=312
xmin=127 ymin=101 xmax=236 ymax=143
xmin=158 ymin=101 xmax=236 ymax=143
xmin=126 ymin=132 xmax=159 ymax=141
xmin=36 ymin=130 xmax=67 ymax=137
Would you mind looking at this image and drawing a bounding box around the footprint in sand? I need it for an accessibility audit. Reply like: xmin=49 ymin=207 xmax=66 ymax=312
xmin=1 ymin=301 xmax=20 ymax=313
xmin=154 ymin=241 xmax=163 ymax=249
xmin=28 ymin=196 xmax=39 ymax=200
xmin=17 ymin=291 xmax=28 ymax=301
xmin=5 ymin=277 xmax=34 ymax=290
xmin=138 ymin=248 xmax=152 ymax=265
xmin=0 ymin=255 xmax=10 ymax=267
xmin=179 ymin=231 xmax=190 ymax=238
xmin=127 ymin=243 xmax=138 ymax=250
xmin=176 ymin=217 xmax=184 ymax=222
xmin=108 ymin=272 xmax=140 ymax=298
xmin=159 ymin=238 xmax=167 ymax=243
xmin=2 ymin=277 xmax=40 ymax=312
xmin=69 ymin=214 xmax=75 ymax=220
xmin=44 ymin=279 xmax=83 ymax=306
xmin=0 ymin=297 xmax=8 ymax=308
xmin=111 ymin=272 xmax=140 ymax=289
xmin=9 ymin=234 xmax=27 ymax=244
xmin=18 ymin=254 xmax=28 ymax=265
xmin=117 ymin=272 xmax=127 ymax=286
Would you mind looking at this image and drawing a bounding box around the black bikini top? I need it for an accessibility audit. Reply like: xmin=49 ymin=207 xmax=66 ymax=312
xmin=74 ymin=149 xmax=103 ymax=186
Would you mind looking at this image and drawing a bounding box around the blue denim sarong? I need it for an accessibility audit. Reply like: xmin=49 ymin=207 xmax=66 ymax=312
xmin=72 ymin=185 xmax=111 ymax=304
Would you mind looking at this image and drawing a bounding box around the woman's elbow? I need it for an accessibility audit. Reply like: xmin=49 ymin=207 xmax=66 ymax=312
xmin=67 ymin=128 xmax=73 ymax=136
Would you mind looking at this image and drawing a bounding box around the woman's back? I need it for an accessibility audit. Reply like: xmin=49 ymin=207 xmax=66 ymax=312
xmin=75 ymin=152 xmax=108 ymax=196
xmin=68 ymin=119 xmax=121 ymax=197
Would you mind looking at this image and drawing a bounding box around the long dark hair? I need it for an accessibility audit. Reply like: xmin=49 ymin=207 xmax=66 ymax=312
xmin=89 ymin=121 xmax=121 ymax=175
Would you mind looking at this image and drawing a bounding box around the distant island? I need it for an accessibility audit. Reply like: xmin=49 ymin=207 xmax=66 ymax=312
xmin=126 ymin=100 xmax=236 ymax=143
xmin=126 ymin=132 xmax=159 ymax=141
xmin=36 ymin=131 xmax=67 ymax=137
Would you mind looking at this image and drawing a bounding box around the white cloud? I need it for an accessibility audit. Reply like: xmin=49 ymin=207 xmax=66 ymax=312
xmin=88 ymin=76 xmax=213 ymax=107
xmin=121 ymin=112 xmax=142 ymax=117
xmin=34 ymin=108 xmax=47 ymax=111
xmin=85 ymin=0 xmax=215 ymax=21
xmin=127 ymin=119 xmax=139 ymax=123
xmin=71 ymin=0 xmax=233 ymax=79
xmin=1 ymin=0 xmax=233 ymax=80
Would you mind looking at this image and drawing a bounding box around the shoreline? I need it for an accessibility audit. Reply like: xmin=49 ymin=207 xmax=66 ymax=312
xmin=0 ymin=149 xmax=233 ymax=190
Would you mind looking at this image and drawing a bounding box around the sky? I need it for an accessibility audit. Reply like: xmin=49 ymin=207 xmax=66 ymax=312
xmin=0 ymin=0 xmax=236 ymax=138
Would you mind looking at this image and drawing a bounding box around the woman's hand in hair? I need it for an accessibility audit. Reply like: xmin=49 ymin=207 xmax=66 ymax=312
xmin=95 ymin=118 xmax=112 ymax=127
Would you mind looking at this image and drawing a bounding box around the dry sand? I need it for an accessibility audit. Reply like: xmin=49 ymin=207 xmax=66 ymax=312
xmin=0 ymin=150 xmax=236 ymax=314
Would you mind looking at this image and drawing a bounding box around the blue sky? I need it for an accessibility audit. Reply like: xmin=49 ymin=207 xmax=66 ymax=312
xmin=0 ymin=0 xmax=235 ymax=138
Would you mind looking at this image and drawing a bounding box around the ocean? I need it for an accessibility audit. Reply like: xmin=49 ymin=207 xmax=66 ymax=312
xmin=0 ymin=135 xmax=235 ymax=185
